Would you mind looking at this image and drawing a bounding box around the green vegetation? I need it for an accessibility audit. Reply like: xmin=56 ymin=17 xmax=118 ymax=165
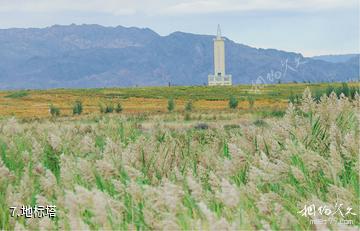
xmin=307 ymin=82 xmax=359 ymax=102
xmin=253 ymin=119 xmax=267 ymax=127
xmin=49 ymin=104 xmax=60 ymax=117
xmin=115 ymin=103 xmax=123 ymax=113
xmin=100 ymin=102 xmax=123 ymax=114
xmin=100 ymin=103 xmax=114 ymax=114
xmin=229 ymin=96 xmax=238 ymax=109
xmin=10 ymin=82 xmax=354 ymax=101
xmin=1 ymin=82 xmax=358 ymax=119
xmin=288 ymin=91 xmax=301 ymax=104
xmin=257 ymin=109 xmax=286 ymax=118
xmin=184 ymin=113 xmax=191 ymax=121
xmin=4 ymin=91 xmax=28 ymax=99
xmin=167 ymin=98 xmax=175 ymax=112
xmin=247 ymin=95 xmax=255 ymax=109
xmin=72 ymin=100 xmax=83 ymax=115
xmin=185 ymin=100 xmax=193 ymax=112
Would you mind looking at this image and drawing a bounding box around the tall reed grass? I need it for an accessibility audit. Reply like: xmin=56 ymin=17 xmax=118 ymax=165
xmin=0 ymin=88 xmax=358 ymax=230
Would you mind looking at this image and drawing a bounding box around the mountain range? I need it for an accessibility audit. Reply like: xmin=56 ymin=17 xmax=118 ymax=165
xmin=0 ymin=24 xmax=358 ymax=89
xmin=312 ymin=54 xmax=359 ymax=63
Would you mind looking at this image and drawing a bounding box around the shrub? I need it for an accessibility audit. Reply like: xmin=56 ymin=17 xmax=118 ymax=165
xmin=184 ymin=112 xmax=191 ymax=121
xmin=323 ymin=83 xmax=348 ymax=98
xmin=105 ymin=105 xmax=114 ymax=113
xmin=223 ymin=124 xmax=240 ymax=130
xmin=49 ymin=104 xmax=60 ymax=117
xmin=247 ymin=96 xmax=255 ymax=109
xmin=260 ymin=109 xmax=285 ymax=118
xmin=253 ymin=119 xmax=268 ymax=127
xmin=338 ymin=82 xmax=359 ymax=100
xmin=4 ymin=91 xmax=28 ymax=98
xmin=167 ymin=98 xmax=175 ymax=112
xmin=72 ymin=100 xmax=83 ymax=115
xmin=269 ymin=110 xmax=285 ymax=117
xmin=194 ymin=123 xmax=209 ymax=130
xmin=325 ymin=85 xmax=335 ymax=96
xmin=185 ymin=100 xmax=193 ymax=112
xmin=314 ymin=89 xmax=324 ymax=103
xmin=322 ymin=83 xmax=358 ymax=100
xmin=115 ymin=103 xmax=123 ymax=113
xmin=229 ymin=96 xmax=238 ymax=109
xmin=349 ymin=87 xmax=359 ymax=99
xmin=100 ymin=103 xmax=116 ymax=114
xmin=289 ymin=92 xmax=301 ymax=104
xmin=341 ymin=82 xmax=350 ymax=97
xmin=99 ymin=104 xmax=105 ymax=113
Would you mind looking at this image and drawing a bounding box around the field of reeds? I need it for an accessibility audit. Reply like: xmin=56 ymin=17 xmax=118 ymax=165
xmin=0 ymin=85 xmax=359 ymax=230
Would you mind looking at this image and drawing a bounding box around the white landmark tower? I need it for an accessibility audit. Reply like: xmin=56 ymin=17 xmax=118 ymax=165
xmin=208 ymin=25 xmax=232 ymax=86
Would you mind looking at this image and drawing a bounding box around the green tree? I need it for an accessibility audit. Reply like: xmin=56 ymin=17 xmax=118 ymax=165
xmin=105 ymin=104 xmax=114 ymax=113
xmin=229 ymin=96 xmax=238 ymax=109
xmin=73 ymin=100 xmax=83 ymax=115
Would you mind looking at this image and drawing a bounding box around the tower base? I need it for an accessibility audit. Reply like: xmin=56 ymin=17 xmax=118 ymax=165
xmin=208 ymin=74 xmax=232 ymax=86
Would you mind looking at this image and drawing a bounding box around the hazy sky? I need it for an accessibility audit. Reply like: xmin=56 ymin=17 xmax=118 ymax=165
xmin=0 ymin=0 xmax=358 ymax=56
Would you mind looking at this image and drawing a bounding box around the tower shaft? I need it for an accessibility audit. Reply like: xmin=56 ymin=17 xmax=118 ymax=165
xmin=214 ymin=36 xmax=225 ymax=76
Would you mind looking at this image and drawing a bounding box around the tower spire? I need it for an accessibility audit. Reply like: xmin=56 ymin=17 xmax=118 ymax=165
xmin=217 ymin=24 xmax=221 ymax=39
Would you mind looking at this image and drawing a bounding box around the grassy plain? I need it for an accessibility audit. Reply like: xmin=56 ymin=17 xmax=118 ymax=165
xmin=1 ymin=82 xmax=358 ymax=118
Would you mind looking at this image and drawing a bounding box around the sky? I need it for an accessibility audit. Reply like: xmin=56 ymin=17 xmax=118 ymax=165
xmin=0 ymin=0 xmax=358 ymax=56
